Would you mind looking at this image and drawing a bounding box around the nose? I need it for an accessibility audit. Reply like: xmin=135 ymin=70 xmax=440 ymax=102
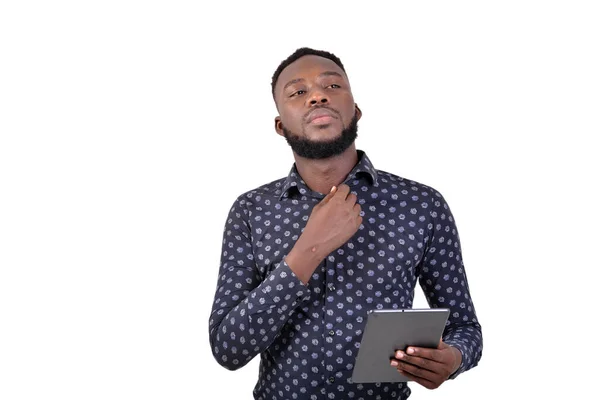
xmin=308 ymin=89 xmax=329 ymax=106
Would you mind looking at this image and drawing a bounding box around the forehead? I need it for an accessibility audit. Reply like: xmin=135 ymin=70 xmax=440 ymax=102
xmin=276 ymin=55 xmax=348 ymax=92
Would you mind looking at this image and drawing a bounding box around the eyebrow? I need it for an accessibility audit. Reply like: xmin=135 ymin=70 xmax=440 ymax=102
xmin=282 ymin=71 xmax=344 ymax=92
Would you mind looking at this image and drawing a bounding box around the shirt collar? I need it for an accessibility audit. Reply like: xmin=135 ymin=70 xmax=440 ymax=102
xmin=278 ymin=149 xmax=379 ymax=200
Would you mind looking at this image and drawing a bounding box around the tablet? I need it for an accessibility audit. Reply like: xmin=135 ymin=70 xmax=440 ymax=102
xmin=351 ymin=308 xmax=450 ymax=383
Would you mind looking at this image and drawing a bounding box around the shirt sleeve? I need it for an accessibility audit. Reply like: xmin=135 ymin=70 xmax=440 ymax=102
xmin=418 ymin=189 xmax=483 ymax=379
xmin=208 ymin=196 xmax=312 ymax=371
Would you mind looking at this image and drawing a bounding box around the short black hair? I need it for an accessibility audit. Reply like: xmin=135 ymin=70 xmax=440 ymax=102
xmin=271 ymin=47 xmax=346 ymax=99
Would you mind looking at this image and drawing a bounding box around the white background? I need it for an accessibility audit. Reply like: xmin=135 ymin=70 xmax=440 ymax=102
xmin=1 ymin=1 xmax=599 ymax=399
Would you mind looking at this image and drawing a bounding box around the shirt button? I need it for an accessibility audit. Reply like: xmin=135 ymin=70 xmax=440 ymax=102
xmin=328 ymin=377 xmax=335 ymax=383
xmin=329 ymin=330 xmax=335 ymax=336
xmin=327 ymin=283 xmax=335 ymax=291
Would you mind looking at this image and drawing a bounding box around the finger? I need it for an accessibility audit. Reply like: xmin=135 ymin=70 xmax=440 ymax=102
xmin=393 ymin=367 xmax=438 ymax=390
xmin=353 ymin=203 xmax=361 ymax=213
xmin=392 ymin=357 xmax=439 ymax=382
xmin=356 ymin=215 xmax=363 ymax=228
xmin=404 ymin=345 xmax=445 ymax=363
xmin=320 ymin=186 xmax=337 ymax=204
xmin=346 ymin=192 xmax=358 ymax=205
xmin=334 ymin=184 xmax=351 ymax=199
xmin=393 ymin=350 xmax=442 ymax=374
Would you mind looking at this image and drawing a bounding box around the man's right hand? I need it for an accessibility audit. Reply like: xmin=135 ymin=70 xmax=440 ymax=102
xmin=285 ymin=184 xmax=363 ymax=283
xmin=303 ymin=184 xmax=363 ymax=255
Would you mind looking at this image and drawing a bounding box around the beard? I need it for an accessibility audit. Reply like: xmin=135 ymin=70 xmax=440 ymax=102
xmin=281 ymin=111 xmax=359 ymax=160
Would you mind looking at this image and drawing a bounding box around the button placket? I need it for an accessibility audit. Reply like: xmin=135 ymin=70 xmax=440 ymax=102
xmin=324 ymin=255 xmax=338 ymax=390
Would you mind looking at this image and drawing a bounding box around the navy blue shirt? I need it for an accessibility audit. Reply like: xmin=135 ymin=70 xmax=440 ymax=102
xmin=209 ymin=150 xmax=482 ymax=399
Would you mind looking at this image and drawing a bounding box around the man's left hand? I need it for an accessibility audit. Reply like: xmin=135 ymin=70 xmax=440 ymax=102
xmin=389 ymin=339 xmax=462 ymax=389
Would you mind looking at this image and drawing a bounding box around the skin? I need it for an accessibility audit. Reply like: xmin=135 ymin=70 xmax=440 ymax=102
xmin=390 ymin=339 xmax=462 ymax=389
xmin=273 ymin=55 xmax=362 ymax=195
xmin=272 ymin=54 xmax=462 ymax=388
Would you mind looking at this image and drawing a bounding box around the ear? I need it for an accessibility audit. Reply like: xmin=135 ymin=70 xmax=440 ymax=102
xmin=355 ymin=104 xmax=362 ymax=121
xmin=274 ymin=116 xmax=284 ymax=137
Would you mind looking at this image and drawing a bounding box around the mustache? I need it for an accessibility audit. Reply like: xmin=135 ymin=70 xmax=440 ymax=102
xmin=304 ymin=105 xmax=341 ymax=121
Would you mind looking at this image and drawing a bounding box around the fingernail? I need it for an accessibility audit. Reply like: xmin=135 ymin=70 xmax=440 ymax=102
xmin=390 ymin=360 xmax=398 ymax=367
xmin=396 ymin=351 xmax=403 ymax=358
xmin=330 ymin=186 xmax=336 ymax=192
xmin=407 ymin=348 xmax=414 ymax=354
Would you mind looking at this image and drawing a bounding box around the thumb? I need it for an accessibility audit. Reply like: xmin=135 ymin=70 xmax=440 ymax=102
xmin=321 ymin=186 xmax=337 ymax=204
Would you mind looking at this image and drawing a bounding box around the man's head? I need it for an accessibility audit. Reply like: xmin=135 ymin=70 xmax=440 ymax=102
xmin=272 ymin=48 xmax=361 ymax=160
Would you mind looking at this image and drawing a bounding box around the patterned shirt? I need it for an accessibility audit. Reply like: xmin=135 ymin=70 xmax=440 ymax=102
xmin=209 ymin=150 xmax=483 ymax=400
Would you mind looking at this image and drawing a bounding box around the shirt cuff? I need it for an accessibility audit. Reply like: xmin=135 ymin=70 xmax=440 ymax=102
xmin=248 ymin=259 xmax=311 ymax=315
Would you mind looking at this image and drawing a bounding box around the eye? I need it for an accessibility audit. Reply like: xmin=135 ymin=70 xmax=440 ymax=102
xmin=290 ymin=90 xmax=305 ymax=97
xmin=328 ymin=84 xmax=341 ymax=89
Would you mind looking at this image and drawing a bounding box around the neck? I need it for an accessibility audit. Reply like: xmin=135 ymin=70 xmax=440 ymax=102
xmin=293 ymin=144 xmax=359 ymax=195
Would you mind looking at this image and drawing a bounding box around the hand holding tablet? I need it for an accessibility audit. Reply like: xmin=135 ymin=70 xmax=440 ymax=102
xmin=390 ymin=337 xmax=463 ymax=389
xmin=351 ymin=308 xmax=454 ymax=384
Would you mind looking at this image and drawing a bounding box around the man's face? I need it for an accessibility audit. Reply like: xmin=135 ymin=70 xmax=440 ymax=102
xmin=274 ymin=55 xmax=361 ymax=159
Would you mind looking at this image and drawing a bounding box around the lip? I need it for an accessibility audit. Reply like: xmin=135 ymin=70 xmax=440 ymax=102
xmin=306 ymin=109 xmax=338 ymax=124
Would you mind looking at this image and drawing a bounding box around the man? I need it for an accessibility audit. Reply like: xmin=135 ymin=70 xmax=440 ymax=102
xmin=209 ymin=47 xmax=483 ymax=399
